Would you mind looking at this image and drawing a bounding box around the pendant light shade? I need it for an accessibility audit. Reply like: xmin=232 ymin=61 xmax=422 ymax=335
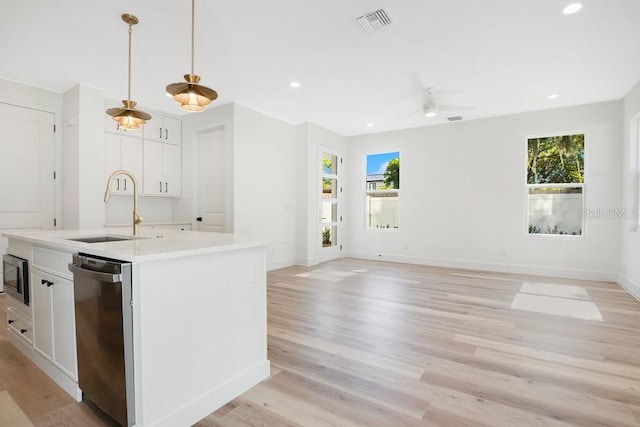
xmin=106 ymin=14 xmax=151 ymax=129
xmin=166 ymin=0 xmax=218 ymax=112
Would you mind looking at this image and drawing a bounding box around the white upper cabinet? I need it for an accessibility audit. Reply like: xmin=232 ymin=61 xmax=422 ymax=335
xmin=144 ymin=114 xmax=181 ymax=145
xmin=143 ymin=140 xmax=181 ymax=196
xmin=105 ymin=133 xmax=144 ymax=195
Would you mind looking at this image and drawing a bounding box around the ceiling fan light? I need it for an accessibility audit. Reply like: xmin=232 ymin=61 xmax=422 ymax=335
xmin=424 ymin=105 xmax=438 ymax=117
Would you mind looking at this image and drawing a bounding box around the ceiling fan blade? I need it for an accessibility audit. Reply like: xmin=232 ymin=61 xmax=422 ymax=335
xmin=397 ymin=108 xmax=424 ymax=118
xmin=438 ymin=104 xmax=475 ymax=111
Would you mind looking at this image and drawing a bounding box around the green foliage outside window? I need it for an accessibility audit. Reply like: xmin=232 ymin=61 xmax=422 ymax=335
xmin=383 ymin=158 xmax=400 ymax=189
xmin=527 ymin=134 xmax=584 ymax=184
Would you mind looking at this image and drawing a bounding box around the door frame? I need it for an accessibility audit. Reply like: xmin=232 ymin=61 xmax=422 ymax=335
xmin=193 ymin=125 xmax=234 ymax=232
xmin=318 ymin=146 xmax=343 ymax=262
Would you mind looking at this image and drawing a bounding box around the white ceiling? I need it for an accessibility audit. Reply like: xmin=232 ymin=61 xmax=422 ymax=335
xmin=2 ymin=1 xmax=639 ymax=136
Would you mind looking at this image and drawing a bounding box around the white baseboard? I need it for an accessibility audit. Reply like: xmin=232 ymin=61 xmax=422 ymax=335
xmin=267 ymin=258 xmax=296 ymax=271
xmin=153 ymin=360 xmax=270 ymax=427
xmin=7 ymin=331 xmax=82 ymax=401
xmin=294 ymin=257 xmax=318 ymax=267
xmin=618 ymin=275 xmax=640 ymax=301
xmin=345 ymin=251 xmax=618 ymax=282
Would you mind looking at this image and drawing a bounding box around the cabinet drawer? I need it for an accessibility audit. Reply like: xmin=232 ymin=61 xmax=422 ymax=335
xmin=7 ymin=307 xmax=33 ymax=344
xmin=32 ymin=247 xmax=73 ymax=280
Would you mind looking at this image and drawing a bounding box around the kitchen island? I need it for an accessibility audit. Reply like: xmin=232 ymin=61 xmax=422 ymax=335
xmin=2 ymin=228 xmax=270 ymax=427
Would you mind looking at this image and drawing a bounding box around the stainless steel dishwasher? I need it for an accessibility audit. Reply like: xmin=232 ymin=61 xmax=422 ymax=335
xmin=68 ymin=253 xmax=135 ymax=427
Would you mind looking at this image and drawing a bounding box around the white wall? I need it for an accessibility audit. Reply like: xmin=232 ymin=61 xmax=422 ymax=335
xmin=346 ymin=101 xmax=623 ymax=281
xmin=62 ymin=84 xmax=106 ymax=229
xmin=619 ymin=79 xmax=640 ymax=299
xmin=234 ymin=104 xmax=296 ymax=270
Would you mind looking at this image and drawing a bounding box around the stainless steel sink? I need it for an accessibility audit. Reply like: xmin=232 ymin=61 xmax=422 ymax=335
xmin=66 ymin=235 xmax=145 ymax=243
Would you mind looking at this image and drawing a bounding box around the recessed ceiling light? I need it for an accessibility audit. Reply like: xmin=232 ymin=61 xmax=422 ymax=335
xmin=289 ymin=81 xmax=301 ymax=88
xmin=563 ymin=3 xmax=582 ymax=14
xmin=548 ymin=94 xmax=560 ymax=99
xmin=366 ymin=123 xmax=374 ymax=127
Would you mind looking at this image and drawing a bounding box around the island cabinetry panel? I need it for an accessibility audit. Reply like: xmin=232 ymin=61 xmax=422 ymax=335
xmin=31 ymin=248 xmax=78 ymax=381
xmin=144 ymin=114 xmax=181 ymax=145
xmin=143 ymin=140 xmax=181 ymax=196
xmin=105 ymin=133 xmax=144 ymax=195
xmin=6 ymin=306 xmax=32 ymax=344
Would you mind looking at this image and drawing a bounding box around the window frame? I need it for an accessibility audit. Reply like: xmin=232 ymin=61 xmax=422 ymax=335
xmin=635 ymin=115 xmax=640 ymax=231
xmin=524 ymin=131 xmax=587 ymax=239
xmin=364 ymin=150 xmax=400 ymax=231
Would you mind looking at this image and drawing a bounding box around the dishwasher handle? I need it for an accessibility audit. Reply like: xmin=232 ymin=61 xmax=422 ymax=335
xmin=68 ymin=263 xmax=122 ymax=283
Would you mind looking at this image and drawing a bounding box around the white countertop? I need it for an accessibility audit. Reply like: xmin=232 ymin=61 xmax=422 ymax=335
xmin=2 ymin=228 xmax=266 ymax=263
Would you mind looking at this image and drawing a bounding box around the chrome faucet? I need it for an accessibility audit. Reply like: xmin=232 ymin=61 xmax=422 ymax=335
xmin=104 ymin=170 xmax=143 ymax=235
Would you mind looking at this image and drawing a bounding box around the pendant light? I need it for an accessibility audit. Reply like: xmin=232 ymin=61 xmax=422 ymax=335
xmin=165 ymin=0 xmax=218 ymax=112
xmin=106 ymin=14 xmax=151 ymax=130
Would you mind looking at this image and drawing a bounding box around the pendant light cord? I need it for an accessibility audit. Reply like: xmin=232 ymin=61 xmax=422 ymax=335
xmin=128 ymin=22 xmax=132 ymax=101
xmin=191 ymin=0 xmax=195 ymax=76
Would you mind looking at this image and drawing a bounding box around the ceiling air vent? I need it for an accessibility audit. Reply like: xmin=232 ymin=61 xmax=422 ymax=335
xmin=356 ymin=9 xmax=393 ymax=33
xmin=447 ymin=116 xmax=464 ymax=122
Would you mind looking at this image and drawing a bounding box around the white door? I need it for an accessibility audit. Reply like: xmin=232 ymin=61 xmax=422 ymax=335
xmin=319 ymin=148 xmax=342 ymax=262
xmin=198 ymin=128 xmax=228 ymax=232
xmin=0 ymin=103 xmax=55 ymax=229
xmin=0 ymin=103 xmax=55 ymax=289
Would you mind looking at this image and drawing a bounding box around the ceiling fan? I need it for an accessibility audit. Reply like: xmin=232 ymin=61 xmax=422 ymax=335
xmin=400 ymin=87 xmax=473 ymax=119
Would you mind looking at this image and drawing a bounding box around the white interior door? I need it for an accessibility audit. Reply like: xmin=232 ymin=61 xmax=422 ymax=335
xmin=198 ymin=128 xmax=229 ymax=232
xmin=319 ymin=148 xmax=342 ymax=262
xmin=0 ymin=102 xmax=55 ymax=289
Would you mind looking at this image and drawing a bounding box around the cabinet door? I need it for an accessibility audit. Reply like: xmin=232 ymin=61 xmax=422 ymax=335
xmin=143 ymin=140 xmax=164 ymax=195
xmin=163 ymin=116 xmax=181 ymax=145
xmin=51 ymin=276 xmax=78 ymax=380
xmin=144 ymin=115 xmax=164 ymax=143
xmin=105 ymin=133 xmax=122 ymax=193
xmin=120 ymin=136 xmax=143 ymax=195
xmin=32 ymin=269 xmax=53 ymax=360
xmin=163 ymin=144 xmax=182 ymax=196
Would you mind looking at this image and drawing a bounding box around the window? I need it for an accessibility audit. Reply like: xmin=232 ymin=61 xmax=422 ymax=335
xmin=526 ymin=134 xmax=584 ymax=236
xmin=366 ymin=151 xmax=399 ymax=229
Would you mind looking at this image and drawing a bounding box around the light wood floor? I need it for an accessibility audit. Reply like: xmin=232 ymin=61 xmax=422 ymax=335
xmin=2 ymin=258 xmax=640 ymax=426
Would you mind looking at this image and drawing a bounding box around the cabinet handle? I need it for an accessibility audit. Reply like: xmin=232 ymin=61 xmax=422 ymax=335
xmin=165 ymin=182 xmax=168 ymax=193
xmin=47 ymin=281 xmax=54 ymax=287
xmin=124 ymin=179 xmax=127 ymax=191
xmin=165 ymin=128 xmax=169 ymax=140
xmin=116 ymin=178 xmax=120 ymax=191
xmin=20 ymin=329 xmax=27 ymax=334
xmin=41 ymin=279 xmax=47 ymax=285
xmin=8 ymin=319 xmax=14 ymax=324
xmin=159 ymin=128 xmax=163 ymax=139
xmin=159 ymin=181 xmax=162 ymax=193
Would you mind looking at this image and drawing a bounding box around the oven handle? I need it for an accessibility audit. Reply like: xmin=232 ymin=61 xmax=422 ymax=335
xmin=68 ymin=264 xmax=122 ymax=283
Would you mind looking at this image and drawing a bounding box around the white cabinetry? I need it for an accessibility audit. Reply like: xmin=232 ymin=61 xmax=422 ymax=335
xmin=6 ymin=304 xmax=32 ymax=344
xmin=105 ymin=133 xmax=144 ymax=195
xmin=31 ymin=248 xmax=78 ymax=381
xmin=144 ymin=114 xmax=181 ymax=145
xmin=143 ymin=140 xmax=181 ymax=196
